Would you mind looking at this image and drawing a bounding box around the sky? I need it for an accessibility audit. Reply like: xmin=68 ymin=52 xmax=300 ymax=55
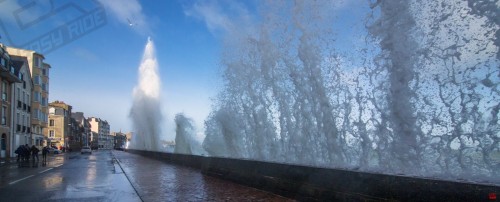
xmin=0 ymin=0 xmax=370 ymax=141
xmin=0 ymin=0 xmax=251 ymax=140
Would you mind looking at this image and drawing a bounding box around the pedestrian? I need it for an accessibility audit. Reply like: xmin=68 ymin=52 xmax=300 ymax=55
xmin=15 ymin=145 xmax=23 ymax=162
xmin=31 ymin=145 xmax=39 ymax=161
xmin=23 ymin=144 xmax=30 ymax=161
xmin=42 ymin=146 xmax=49 ymax=162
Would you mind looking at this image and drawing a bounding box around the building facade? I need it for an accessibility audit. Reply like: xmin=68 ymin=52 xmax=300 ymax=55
xmin=88 ymin=117 xmax=111 ymax=149
xmin=11 ymin=56 xmax=36 ymax=154
xmin=112 ymin=131 xmax=126 ymax=150
xmin=5 ymin=47 xmax=50 ymax=148
xmin=0 ymin=44 xmax=22 ymax=158
xmin=47 ymin=101 xmax=72 ymax=150
xmin=71 ymin=112 xmax=91 ymax=148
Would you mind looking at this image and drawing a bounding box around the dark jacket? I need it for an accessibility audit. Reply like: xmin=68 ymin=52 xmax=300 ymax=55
xmin=31 ymin=146 xmax=40 ymax=155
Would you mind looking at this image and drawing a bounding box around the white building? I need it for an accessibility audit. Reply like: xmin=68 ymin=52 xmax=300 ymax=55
xmin=88 ymin=117 xmax=112 ymax=149
xmin=10 ymin=56 xmax=35 ymax=154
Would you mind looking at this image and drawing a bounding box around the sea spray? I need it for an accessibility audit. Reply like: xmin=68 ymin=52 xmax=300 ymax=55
xmin=129 ymin=37 xmax=163 ymax=151
xmin=174 ymin=113 xmax=204 ymax=155
xmin=203 ymin=0 xmax=500 ymax=184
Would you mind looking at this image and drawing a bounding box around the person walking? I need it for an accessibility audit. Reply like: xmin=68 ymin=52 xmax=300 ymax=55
xmin=23 ymin=144 xmax=30 ymax=161
xmin=15 ymin=145 xmax=23 ymax=162
xmin=42 ymin=146 xmax=49 ymax=162
xmin=31 ymin=145 xmax=39 ymax=161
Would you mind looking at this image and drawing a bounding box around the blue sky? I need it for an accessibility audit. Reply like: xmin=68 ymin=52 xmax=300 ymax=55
xmin=0 ymin=0 xmax=236 ymax=139
xmin=0 ymin=0 xmax=366 ymax=140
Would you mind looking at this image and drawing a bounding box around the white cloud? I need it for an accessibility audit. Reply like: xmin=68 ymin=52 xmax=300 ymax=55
xmin=184 ymin=1 xmax=232 ymax=34
xmin=73 ymin=48 xmax=99 ymax=61
xmin=97 ymin=0 xmax=150 ymax=35
xmin=184 ymin=0 xmax=255 ymax=36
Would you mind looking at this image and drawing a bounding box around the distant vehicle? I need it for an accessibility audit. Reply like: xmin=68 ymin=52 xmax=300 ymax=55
xmin=81 ymin=146 xmax=92 ymax=154
xmin=48 ymin=148 xmax=61 ymax=154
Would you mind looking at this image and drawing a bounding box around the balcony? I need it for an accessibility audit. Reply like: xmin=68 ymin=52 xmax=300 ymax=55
xmin=0 ymin=64 xmax=21 ymax=83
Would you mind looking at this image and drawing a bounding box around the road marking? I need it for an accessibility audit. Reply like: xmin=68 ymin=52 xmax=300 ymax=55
xmin=39 ymin=168 xmax=53 ymax=173
xmin=9 ymin=175 xmax=34 ymax=185
xmin=54 ymin=164 xmax=63 ymax=167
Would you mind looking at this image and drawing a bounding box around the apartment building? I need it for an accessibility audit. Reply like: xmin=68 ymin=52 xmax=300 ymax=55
xmin=10 ymin=56 xmax=36 ymax=154
xmin=47 ymin=101 xmax=72 ymax=150
xmin=5 ymin=47 xmax=50 ymax=148
xmin=71 ymin=112 xmax=91 ymax=148
xmin=88 ymin=117 xmax=111 ymax=149
xmin=112 ymin=131 xmax=126 ymax=150
xmin=0 ymin=44 xmax=22 ymax=158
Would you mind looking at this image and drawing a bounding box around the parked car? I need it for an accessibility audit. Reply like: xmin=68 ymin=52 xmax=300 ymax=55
xmin=48 ymin=148 xmax=62 ymax=154
xmin=81 ymin=146 xmax=92 ymax=154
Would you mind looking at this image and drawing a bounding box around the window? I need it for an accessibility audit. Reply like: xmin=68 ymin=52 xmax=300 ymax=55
xmin=17 ymin=88 xmax=20 ymax=101
xmin=42 ymin=83 xmax=47 ymax=91
xmin=49 ymin=130 xmax=55 ymax=138
xmin=1 ymin=81 xmax=7 ymax=101
xmin=49 ymin=119 xmax=54 ymax=126
xmin=1 ymin=106 xmax=6 ymax=125
xmin=34 ymin=92 xmax=41 ymax=102
xmin=41 ymin=96 xmax=47 ymax=106
xmin=34 ymin=75 xmax=41 ymax=85
xmin=33 ymin=109 xmax=39 ymax=120
xmin=34 ymin=57 xmax=43 ymax=67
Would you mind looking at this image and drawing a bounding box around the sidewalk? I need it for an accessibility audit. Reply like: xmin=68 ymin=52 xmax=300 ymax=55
xmin=0 ymin=158 xmax=17 ymax=167
xmin=0 ymin=152 xmax=68 ymax=168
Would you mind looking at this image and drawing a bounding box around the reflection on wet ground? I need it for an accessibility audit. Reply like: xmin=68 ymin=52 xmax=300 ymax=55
xmin=0 ymin=154 xmax=66 ymax=188
xmin=114 ymin=151 xmax=293 ymax=201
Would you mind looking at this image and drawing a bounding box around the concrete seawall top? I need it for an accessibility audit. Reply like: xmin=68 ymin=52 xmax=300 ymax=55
xmin=127 ymin=149 xmax=500 ymax=201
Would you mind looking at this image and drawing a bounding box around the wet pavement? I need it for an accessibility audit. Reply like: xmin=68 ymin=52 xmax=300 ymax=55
xmin=0 ymin=151 xmax=140 ymax=202
xmin=0 ymin=150 xmax=293 ymax=201
xmin=114 ymin=150 xmax=293 ymax=201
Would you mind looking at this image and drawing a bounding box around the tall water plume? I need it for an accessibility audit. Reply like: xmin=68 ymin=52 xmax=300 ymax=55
xmin=174 ymin=113 xmax=204 ymax=155
xmin=203 ymin=0 xmax=499 ymax=184
xmin=130 ymin=38 xmax=162 ymax=151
